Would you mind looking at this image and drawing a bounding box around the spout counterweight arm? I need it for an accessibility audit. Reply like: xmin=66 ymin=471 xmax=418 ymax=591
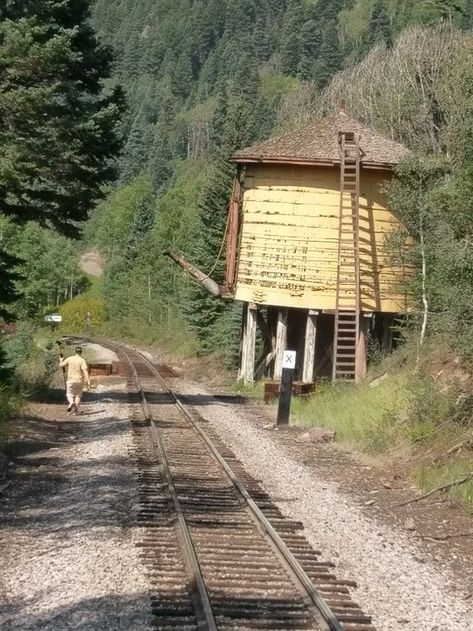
xmin=164 ymin=249 xmax=224 ymax=297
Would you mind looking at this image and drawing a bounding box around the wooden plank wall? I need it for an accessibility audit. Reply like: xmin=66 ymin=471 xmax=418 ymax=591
xmin=234 ymin=164 xmax=412 ymax=313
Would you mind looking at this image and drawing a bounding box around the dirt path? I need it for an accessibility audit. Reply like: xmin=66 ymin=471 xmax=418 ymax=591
xmin=79 ymin=250 xmax=104 ymax=277
xmin=0 ymin=381 xmax=152 ymax=630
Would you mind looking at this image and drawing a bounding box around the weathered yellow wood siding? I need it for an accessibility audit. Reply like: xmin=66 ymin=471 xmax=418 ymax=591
xmin=234 ymin=164 xmax=412 ymax=312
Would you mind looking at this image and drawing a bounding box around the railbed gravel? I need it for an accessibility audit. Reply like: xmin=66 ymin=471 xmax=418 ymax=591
xmin=175 ymin=379 xmax=473 ymax=631
xmin=0 ymin=383 xmax=153 ymax=631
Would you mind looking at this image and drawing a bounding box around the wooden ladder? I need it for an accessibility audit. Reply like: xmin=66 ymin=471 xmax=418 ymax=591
xmin=332 ymin=131 xmax=362 ymax=383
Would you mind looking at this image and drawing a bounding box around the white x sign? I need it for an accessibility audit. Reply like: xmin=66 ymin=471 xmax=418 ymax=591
xmin=282 ymin=351 xmax=296 ymax=370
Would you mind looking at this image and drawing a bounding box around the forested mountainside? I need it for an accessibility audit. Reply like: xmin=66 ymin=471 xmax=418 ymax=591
xmin=92 ymin=0 xmax=473 ymax=187
xmin=84 ymin=0 xmax=473 ymax=366
xmin=1 ymin=0 xmax=473 ymax=506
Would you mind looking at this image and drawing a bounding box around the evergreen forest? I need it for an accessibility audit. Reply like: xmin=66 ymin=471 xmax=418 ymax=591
xmin=2 ymin=0 xmax=473 ymax=367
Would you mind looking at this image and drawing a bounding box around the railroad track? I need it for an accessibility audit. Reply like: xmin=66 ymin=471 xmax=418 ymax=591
xmin=87 ymin=339 xmax=375 ymax=631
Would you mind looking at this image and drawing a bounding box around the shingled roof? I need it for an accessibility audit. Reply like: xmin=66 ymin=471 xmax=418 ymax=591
xmin=231 ymin=111 xmax=408 ymax=169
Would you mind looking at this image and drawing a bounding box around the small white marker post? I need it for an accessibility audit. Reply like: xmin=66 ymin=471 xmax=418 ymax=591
xmin=277 ymin=350 xmax=296 ymax=426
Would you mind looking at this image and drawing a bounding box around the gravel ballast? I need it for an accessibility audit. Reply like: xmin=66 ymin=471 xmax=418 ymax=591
xmin=0 ymin=384 xmax=152 ymax=631
xmin=83 ymin=342 xmax=118 ymax=364
xmin=175 ymin=379 xmax=473 ymax=631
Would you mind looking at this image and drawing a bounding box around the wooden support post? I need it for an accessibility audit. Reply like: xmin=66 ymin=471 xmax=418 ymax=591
xmin=274 ymin=309 xmax=288 ymax=381
xmin=302 ymin=310 xmax=318 ymax=383
xmin=356 ymin=314 xmax=371 ymax=383
xmin=240 ymin=303 xmax=257 ymax=384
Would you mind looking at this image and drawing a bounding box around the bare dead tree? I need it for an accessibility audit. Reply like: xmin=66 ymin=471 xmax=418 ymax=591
xmin=320 ymin=25 xmax=464 ymax=151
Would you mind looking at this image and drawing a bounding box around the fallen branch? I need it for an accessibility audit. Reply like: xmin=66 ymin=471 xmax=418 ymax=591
xmin=422 ymin=531 xmax=473 ymax=542
xmin=396 ymin=472 xmax=473 ymax=507
xmin=447 ymin=442 xmax=464 ymax=455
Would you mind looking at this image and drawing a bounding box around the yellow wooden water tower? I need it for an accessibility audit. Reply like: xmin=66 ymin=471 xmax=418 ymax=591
xmin=168 ymin=111 xmax=411 ymax=384
xmin=225 ymin=111 xmax=411 ymax=384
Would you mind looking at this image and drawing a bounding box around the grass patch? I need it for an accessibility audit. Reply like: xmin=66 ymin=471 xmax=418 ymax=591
xmin=99 ymin=318 xmax=200 ymax=358
xmin=292 ymin=372 xmax=413 ymax=454
xmin=230 ymin=380 xmax=265 ymax=400
xmin=292 ymin=346 xmax=473 ymax=513
xmin=413 ymin=458 xmax=473 ymax=514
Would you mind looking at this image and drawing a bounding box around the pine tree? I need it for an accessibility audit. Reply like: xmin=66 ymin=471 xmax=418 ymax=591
xmin=0 ymin=0 xmax=123 ymax=235
xmin=125 ymin=179 xmax=156 ymax=264
xmin=313 ymin=19 xmax=343 ymax=88
xmin=0 ymin=0 xmax=123 ymax=318
xmin=0 ymin=250 xmax=21 ymax=320
xmin=254 ymin=15 xmax=270 ymax=62
xmin=369 ymin=0 xmax=392 ymax=47
xmin=279 ymin=3 xmax=304 ymax=76
xmin=298 ymin=19 xmax=322 ymax=80
xmin=120 ymin=113 xmax=153 ymax=183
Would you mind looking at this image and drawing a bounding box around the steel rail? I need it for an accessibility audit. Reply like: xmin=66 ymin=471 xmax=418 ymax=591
xmin=82 ymin=336 xmax=346 ymax=631
xmin=123 ymin=347 xmax=218 ymax=631
xmin=131 ymin=347 xmax=344 ymax=631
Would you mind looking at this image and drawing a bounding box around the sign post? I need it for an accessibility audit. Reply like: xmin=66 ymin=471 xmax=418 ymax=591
xmin=277 ymin=350 xmax=296 ymax=426
xmin=44 ymin=313 xmax=63 ymax=331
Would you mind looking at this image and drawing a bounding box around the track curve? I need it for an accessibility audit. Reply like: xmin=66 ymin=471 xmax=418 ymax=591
xmin=81 ymin=338 xmax=375 ymax=631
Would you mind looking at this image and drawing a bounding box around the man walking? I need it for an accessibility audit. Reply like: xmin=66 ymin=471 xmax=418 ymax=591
xmin=59 ymin=346 xmax=91 ymax=414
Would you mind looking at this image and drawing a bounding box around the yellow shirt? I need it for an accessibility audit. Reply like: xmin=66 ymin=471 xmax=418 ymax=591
xmin=63 ymin=355 xmax=88 ymax=384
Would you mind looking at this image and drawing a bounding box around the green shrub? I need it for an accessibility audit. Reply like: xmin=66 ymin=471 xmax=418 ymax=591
xmin=0 ymin=386 xmax=20 ymax=432
xmin=59 ymin=295 xmax=106 ymax=332
xmin=5 ymin=323 xmax=58 ymax=394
